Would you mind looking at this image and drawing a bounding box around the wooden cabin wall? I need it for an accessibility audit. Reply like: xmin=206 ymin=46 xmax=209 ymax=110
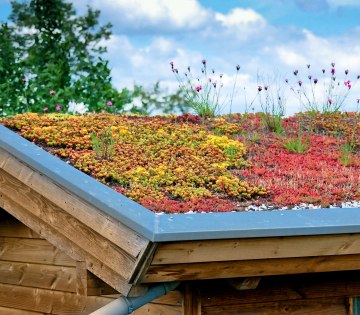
xmin=0 ymin=209 xmax=116 ymax=314
xmin=0 ymin=209 xmax=182 ymax=315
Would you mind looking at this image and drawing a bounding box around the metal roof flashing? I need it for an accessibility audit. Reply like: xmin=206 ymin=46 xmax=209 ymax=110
xmin=1 ymin=124 xmax=360 ymax=243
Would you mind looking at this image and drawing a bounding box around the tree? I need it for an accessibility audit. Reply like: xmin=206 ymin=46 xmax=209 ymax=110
xmin=0 ymin=23 xmax=26 ymax=116
xmin=0 ymin=0 xmax=129 ymax=114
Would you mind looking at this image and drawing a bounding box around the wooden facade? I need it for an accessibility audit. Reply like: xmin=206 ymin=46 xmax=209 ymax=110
xmin=1 ymin=125 xmax=360 ymax=314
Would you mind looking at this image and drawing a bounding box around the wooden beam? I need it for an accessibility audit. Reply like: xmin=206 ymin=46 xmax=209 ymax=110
xmin=0 ymin=192 xmax=132 ymax=295
xmin=0 ymin=169 xmax=136 ymax=279
xmin=143 ymin=254 xmax=360 ymax=282
xmin=0 ymin=148 xmax=148 ymax=258
xmin=0 ymin=260 xmax=77 ymax=292
xmin=183 ymin=282 xmax=201 ymax=315
xmin=152 ymin=234 xmax=360 ymax=265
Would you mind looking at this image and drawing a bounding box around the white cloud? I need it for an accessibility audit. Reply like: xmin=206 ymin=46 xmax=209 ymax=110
xmin=215 ymin=8 xmax=266 ymax=28
xmin=80 ymin=0 xmax=210 ymax=32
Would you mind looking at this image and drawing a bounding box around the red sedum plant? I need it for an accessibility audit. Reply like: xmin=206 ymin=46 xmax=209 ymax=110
xmin=1 ymin=111 xmax=359 ymax=213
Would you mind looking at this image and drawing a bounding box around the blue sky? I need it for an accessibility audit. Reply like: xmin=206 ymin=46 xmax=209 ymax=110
xmin=1 ymin=0 xmax=360 ymax=114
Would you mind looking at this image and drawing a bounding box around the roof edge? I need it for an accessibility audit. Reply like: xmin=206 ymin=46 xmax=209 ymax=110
xmin=1 ymin=124 xmax=360 ymax=243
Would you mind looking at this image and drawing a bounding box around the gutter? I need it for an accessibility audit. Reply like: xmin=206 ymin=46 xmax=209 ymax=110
xmin=90 ymin=282 xmax=180 ymax=315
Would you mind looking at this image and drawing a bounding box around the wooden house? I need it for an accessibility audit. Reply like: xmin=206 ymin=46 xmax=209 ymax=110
xmin=1 ymin=124 xmax=360 ymax=314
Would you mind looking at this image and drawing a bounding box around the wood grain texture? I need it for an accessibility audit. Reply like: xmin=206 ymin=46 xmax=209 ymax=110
xmin=0 ymin=169 xmax=136 ymax=280
xmin=0 ymin=283 xmax=114 ymax=315
xmin=153 ymin=234 xmax=360 ymax=265
xmin=0 ymin=237 xmax=75 ymax=266
xmin=0 ymin=192 xmax=132 ymax=294
xmin=0 ymin=212 xmax=40 ymax=238
xmin=183 ymin=283 xmax=201 ymax=315
xmin=144 ymin=254 xmax=360 ymax=282
xmin=0 ymin=148 xmax=148 ymax=258
xmin=0 ymin=306 xmax=46 ymax=314
xmin=0 ymin=260 xmax=77 ymax=292
xmin=201 ymin=297 xmax=347 ymax=315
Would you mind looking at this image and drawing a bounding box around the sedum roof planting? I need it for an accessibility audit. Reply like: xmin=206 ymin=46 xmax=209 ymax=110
xmin=1 ymin=111 xmax=359 ymax=214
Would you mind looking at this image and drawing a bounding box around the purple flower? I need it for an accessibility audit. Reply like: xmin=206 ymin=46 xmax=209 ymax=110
xmin=55 ymin=105 xmax=61 ymax=111
xmin=213 ymin=82 xmax=217 ymax=88
xmin=322 ymin=69 xmax=325 ymax=74
xmin=107 ymin=101 xmax=113 ymax=106
xmin=49 ymin=90 xmax=55 ymax=95
xmin=219 ymin=73 xmax=223 ymax=78
xmin=298 ymin=80 xmax=302 ymax=87
xmin=313 ymin=78 xmax=318 ymax=84
xmin=212 ymin=69 xmax=215 ymax=74
xmin=201 ymin=59 xmax=206 ymax=65
xmin=236 ymin=64 xmax=240 ymax=71
xmin=345 ymin=69 xmax=349 ymax=75
xmin=172 ymin=68 xmax=178 ymax=74
xmin=331 ymin=68 xmax=335 ymax=76
xmin=293 ymin=70 xmax=298 ymax=76
xmin=307 ymin=64 xmax=310 ymax=69
xmin=258 ymin=86 xmax=263 ymax=92
xmin=285 ymin=79 xmax=289 ymax=83
xmin=264 ymin=86 xmax=268 ymax=91
xmin=208 ymin=78 xmax=212 ymax=82
xmin=169 ymin=61 xmax=174 ymax=69
xmin=195 ymin=85 xmax=202 ymax=92
xmin=308 ymin=75 xmax=312 ymax=80
xmin=357 ymin=75 xmax=360 ymax=80
xmin=43 ymin=107 xmax=48 ymax=112
xmin=328 ymin=98 xmax=332 ymax=104
xmin=357 ymin=99 xmax=360 ymax=104
xmin=331 ymin=62 xmax=335 ymax=67
xmin=187 ymin=66 xmax=191 ymax=72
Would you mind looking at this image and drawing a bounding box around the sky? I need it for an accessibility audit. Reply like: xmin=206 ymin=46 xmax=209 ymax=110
xmin=1 ymin=0 xmax=360 ymax=115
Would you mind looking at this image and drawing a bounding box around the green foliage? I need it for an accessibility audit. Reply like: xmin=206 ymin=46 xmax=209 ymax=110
xmin=128 ymin=82 xmax=190 ymax=115
xmin=90 ymin=127 xmax=115 ymax=161
xmin=338 ymin=143 xmax=355 ymax=166
xmin=0 ymin=0 xmax=128 ymax=115
xmin=284 ymin=137 xmax=309 ymax=153
xmin=0 ymin=23 xmax=26 ymax=116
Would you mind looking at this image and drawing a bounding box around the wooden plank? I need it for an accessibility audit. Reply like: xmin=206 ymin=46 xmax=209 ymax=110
xmin=0 ymin=283 xmax=114 ymax=315
xmin=0 ymin=260 xmax=77 ymax=292
xmin=87 ymin=272 xmax=119 ymax=296
xmin=0 ymin=210 xmax=40 ymax=238
xmin=0 ymin=148 xmax=148 ymax=258
xmin=143 ymin=254 xmax=360 ymax=282
xmin=0 ymin=169 xmax=136 ymax=280
xmin=132 ymin=303 xmax=182 ymax=315
xmin=0 ymin=237 xmax=75 ymax=266
xmin=0 ymin=193 xmax=132 ymax=295
xmin=153 ymin=234 xmax=360 ymax=265
xmin=183 ymin=283 xmax=201 ymax=315
xmin=201 ymin=296 xmax=347 ymax=315
xmin=0 ymin=306 xmax=46 ymax=314
xmin=200 ymin=272 xmax=360 ymax=306
xmin=76 ymin=261 xmax=88 ymax=296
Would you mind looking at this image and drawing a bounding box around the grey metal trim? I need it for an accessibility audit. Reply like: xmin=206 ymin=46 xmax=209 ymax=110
xmin=1 ymin=124 xmax=360 ymax=243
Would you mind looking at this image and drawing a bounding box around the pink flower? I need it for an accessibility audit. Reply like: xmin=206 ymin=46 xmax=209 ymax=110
xmin=258 ymin=86 xmax=263 ymax=92
xmin=43 ymin=107 xmax=48 ymax=112
xmin=201 ymin=59 xmax=206 ymax=65
xmin=195 ymin=85 xmax=202 ymax=92
xmin=322 ymin=69 xmax=325 ymax=74
xmin=107 ymin=101 xmax=113 ymax=106
xmin=169 ymin=61 xmax=174 ymax=69
xmin=49 ymin=90 xmax=55 ymax=95
xmin=313 ymin=78 xmax=318 ymax=84
xmin=328 ymin=98 xmax=333 ymax=104
xmin=331 ymin=68 xmax=335 ymax=76
xmin=55 ymin=105 xmax=61 ymax=111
